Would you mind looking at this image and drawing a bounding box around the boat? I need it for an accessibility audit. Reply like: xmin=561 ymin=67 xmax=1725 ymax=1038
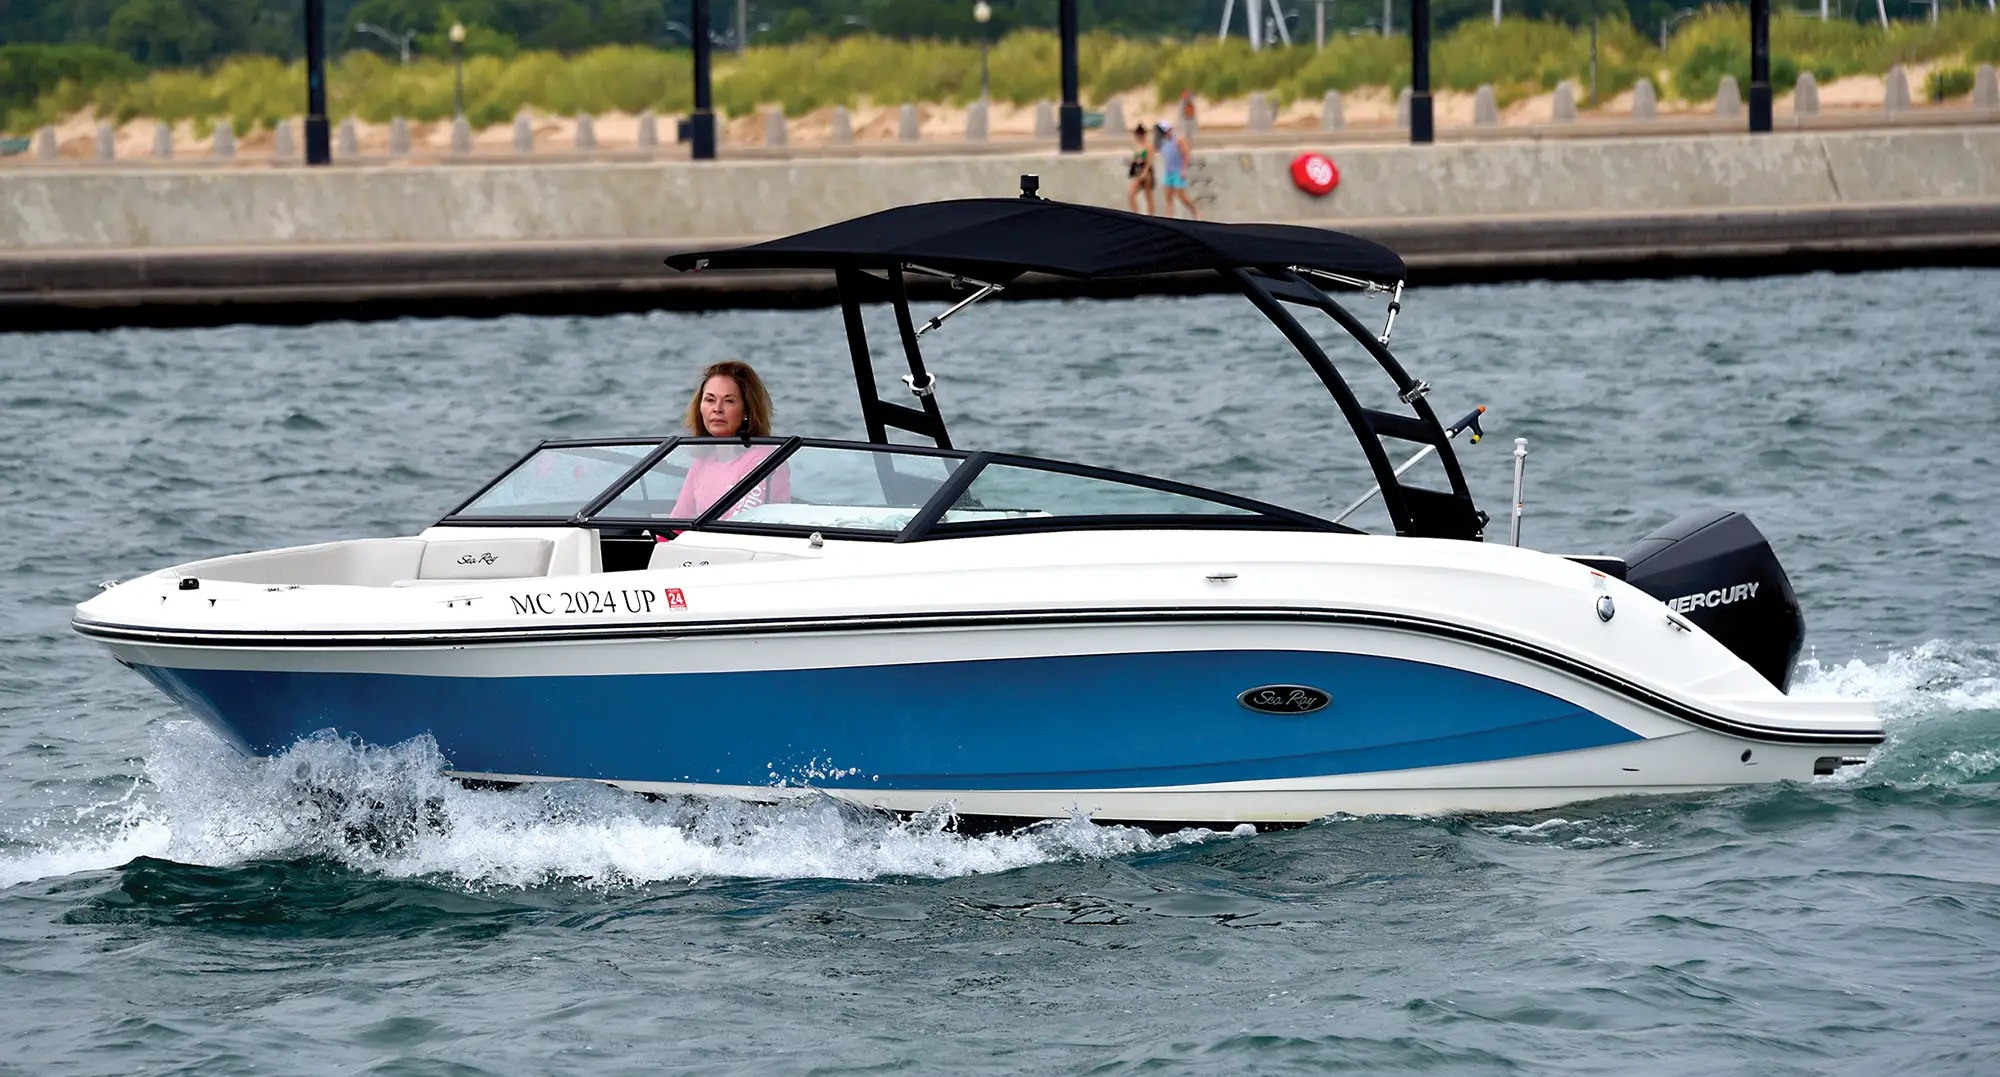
xmin=72 ymin=182 xmax=1880 ymax=826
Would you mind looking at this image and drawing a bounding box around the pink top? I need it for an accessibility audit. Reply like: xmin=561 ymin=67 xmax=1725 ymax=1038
xmin=669 ymin=445 xmax=791 ymax=520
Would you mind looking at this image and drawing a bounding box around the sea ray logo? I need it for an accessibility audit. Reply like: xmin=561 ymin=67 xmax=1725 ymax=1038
xmin=1237 ymin=685 xmax=1332 ymax=715
xmin=1668 ymin=581 xmax=1761 ymax=613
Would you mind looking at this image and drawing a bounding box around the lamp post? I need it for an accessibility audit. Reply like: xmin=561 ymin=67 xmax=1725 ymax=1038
xmin=1748 ymin=0 xmax=1771 ymax=133
xmin=1057 ymin=0 xmax=1081 ymax=152
xmin=304 ymin=0 xmax=329 ymax=164
xmin=449 ymin=22 xmax=466 ymax=118
xmin=974 ymin=1 xmax=991 ymax=101
xmin=690 ymin=0 xmax=716 ymax=160
xmin=1410 ymin=0 xmax=1432 ymax=143
xmin=355 ymin=22 xmax=416 ymax=64
xmin=1659 ymin=7 xmax=1694 ymax=51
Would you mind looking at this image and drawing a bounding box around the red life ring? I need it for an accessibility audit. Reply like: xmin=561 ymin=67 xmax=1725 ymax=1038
xmin=1290 ymin=152 xmax=1339 ymax=196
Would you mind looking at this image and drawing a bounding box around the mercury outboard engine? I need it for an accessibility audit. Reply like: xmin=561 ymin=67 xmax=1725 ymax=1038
xmin=1622 ymin=510 xmax=1804 ymax=693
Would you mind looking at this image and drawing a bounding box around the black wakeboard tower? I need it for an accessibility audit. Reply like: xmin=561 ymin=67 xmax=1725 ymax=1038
xmin=666 ymin=176 xmax=1487 ymax=541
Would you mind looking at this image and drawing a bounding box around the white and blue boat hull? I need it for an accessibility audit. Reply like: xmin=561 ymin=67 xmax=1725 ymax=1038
xmin=80 ymin=585 xmax=1882 ymax=822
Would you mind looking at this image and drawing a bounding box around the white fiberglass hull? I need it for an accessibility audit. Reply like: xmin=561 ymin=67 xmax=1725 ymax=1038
xmin=74 ymin=528 xmax=1881 ymax=824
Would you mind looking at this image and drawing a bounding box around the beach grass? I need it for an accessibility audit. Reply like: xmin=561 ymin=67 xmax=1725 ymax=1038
xmin=9 ymin=8 xmax=2000 ymax=134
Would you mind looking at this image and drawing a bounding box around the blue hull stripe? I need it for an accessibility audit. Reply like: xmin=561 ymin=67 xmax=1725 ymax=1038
xmin=134 ymin=649 xmax=1643 ymax=790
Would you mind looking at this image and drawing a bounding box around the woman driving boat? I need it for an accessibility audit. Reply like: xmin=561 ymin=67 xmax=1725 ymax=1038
xmin=669 ymin=360 xmax=790 ymax=519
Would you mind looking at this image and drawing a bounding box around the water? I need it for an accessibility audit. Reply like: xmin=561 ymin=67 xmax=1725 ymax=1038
xmin=3 ymin=270 xmax=1999 ymax=1074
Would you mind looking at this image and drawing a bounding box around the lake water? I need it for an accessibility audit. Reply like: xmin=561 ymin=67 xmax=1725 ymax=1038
xmin=3 ymin=270 xmax=1998 ymax=1075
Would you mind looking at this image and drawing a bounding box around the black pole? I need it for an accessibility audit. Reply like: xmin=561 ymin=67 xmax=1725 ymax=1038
xmin=690 ymin=0 xmax=716 ymax=159
xmin=1058 ymin=0 xmax=1082 ymax=153
xmin=1410 ymin=0 xmax=1433 ymax=143
xmin=304 ymin=0 xmax=329 ymax=164
xmin=1748 ymin=0 xmax=1772 ymax=133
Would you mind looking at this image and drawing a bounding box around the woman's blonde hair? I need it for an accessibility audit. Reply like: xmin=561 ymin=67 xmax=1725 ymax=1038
xmin=684 ymin=360 xmax=773 ymax=437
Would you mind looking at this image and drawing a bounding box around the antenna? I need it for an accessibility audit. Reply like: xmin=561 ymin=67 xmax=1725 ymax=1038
xmin=1019 ymin=174 xmax=1041 ymax=200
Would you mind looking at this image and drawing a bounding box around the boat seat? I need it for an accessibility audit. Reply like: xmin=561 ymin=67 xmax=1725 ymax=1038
xmin=414 ymin=537 xmax=554 ymax=580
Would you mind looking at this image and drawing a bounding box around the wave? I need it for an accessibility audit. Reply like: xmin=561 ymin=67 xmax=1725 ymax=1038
xmin=0 ymin=723 xmax=1215 ymax=892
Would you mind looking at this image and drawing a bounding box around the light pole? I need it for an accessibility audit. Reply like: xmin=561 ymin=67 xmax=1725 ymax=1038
xmin=355 ymin=22 xmax=416 ymax=64
xmin=1058 ymin=0 xmax=1081 ymax=152
xmin=304 ymin=0 xmax=329 ymax=164
xmin=1410 ymin=0 xmax=1431 ymax=142
xmin=690 ymin=0 xmax=716 ymax=160
xmin=449 ymin=22 xmax=465 ymax=118
xmin=1656 ymin=6 xmax=1688 ymax=50
xmin=974 ymin=1 xmax=991 ymax=102
xmin=1749 ymin=0 xmax=1771 ymax=132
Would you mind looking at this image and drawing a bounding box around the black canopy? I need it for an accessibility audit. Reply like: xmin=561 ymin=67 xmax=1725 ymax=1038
xmin=664 ymin=198 xmax=1405 ymax=284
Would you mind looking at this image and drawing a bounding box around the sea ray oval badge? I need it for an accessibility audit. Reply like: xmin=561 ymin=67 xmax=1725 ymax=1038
xmin=1237 ymin=685 xmax=1332 ymax=715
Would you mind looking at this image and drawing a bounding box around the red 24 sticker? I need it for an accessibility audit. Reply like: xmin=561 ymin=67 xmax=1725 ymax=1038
xmin=664 ymin=588 xmax=687 ymax=610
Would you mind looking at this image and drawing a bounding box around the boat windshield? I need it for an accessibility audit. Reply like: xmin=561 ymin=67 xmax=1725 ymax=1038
xmin=452 ymin=442 xmax=657 ymax=519
xmin=441 ymin=437 xmax=1344 ymax=539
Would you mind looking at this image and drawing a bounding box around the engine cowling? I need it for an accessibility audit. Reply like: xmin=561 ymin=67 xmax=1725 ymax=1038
xmin=1622 ymin=510 xmax=1805 ymax=693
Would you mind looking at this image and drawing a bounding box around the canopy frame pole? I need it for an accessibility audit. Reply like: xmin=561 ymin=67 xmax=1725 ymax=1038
xmin=914 ymin=281 xmax=1003 ymax=337
xmin=1266 ymin=270 xmax=1477 ymax=505
xmin=888 ymin=268 xmax=954 ymax=450
xmin=1233 ymin=268 xmax=1418 ymax=537
xmin=836 ymin=268 xmax=891 ymax=446
xmin=835 ymin=268 xmax=956 ymax=473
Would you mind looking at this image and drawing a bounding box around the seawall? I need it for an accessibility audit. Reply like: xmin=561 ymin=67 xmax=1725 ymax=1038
xmin=4 ymin=125 xmax=1998 ymax=328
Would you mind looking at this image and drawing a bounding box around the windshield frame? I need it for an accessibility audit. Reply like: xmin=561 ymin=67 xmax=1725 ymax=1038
xmin=437 ymin=436 xmax=1352 ymax=540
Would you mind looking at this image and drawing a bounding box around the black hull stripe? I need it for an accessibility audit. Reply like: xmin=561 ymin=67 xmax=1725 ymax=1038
xmin=72 ymin=607 xmax=1882 ymax=747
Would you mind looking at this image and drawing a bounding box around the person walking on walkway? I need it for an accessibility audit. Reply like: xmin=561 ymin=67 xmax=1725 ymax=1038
xmin=1126 ymin=124 xmax=1156 ymax=215
xmin=1157 ymin=120 xmax=1199 ymax=221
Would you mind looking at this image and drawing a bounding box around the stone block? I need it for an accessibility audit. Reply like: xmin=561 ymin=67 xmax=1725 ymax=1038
xmin=1473 ymin=84 xmax=1498 ymax=126
xmin=389 ymin=117 xmax=410 ymax=156
xmin=964 ymin=99 xmax=988 ymax=142
xmin=1100 ymin=99 xmax=1124 ymax=136
xmin=1034 ymin=100 xmax=1056 ymax=139
xmin=211 ymin=120 xmax=235 ymax=159
xmin=273 ymin=119 xmax=296 ymax=159
xmin=1321 ymin=90 xmax=1344 ymax=131
xmin=637 ymin=110 xmax=659 ymax=148
xmin=34 ymin=126 xmax=57 ymax=160
xmin=898 ymin=103 xmax=920 ymax=143
xmin=1248 ymin=92 xmax=1274 ymax=131
xmin=1632 ymin=79 xmax=1657 ymax=121
xmin=761 ymin=108 xmax=784 ymax=148
xmin=153 ymin=121 xmax=173 ymax=159
xmin=337 ymin=118 xmax=358 ymax=158
xmin=450 ymin=116 xmax=472 ymax=154
xmin=1884 ymin=66 xmax=1911 ymax=112
xmin=513 ymin=111 xmax=534 ymax=153
xmin=95 ymin=122 xmax=115 ymax=160
xmin=1793 ymin=72 xmax=1819 ymax=117
xmin=830 ymin=106 xmax=853 ymax=145
xmin=576 ymin=113 xmax=596 ymax=151
xmin=1977 ymin=64 xmax=1999 ymax=110
xmin=1395 ymin=87 xmax=1412 ymax=130
xmin=1552 ymin=80 xmax=1578 ymax=123
xmin=1715 ymin=75 xmax=1742 ymax=119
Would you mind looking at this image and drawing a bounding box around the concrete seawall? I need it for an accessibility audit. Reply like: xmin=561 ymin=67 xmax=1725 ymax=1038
xmin=4 ymin=126 xmax=1998 ymax=327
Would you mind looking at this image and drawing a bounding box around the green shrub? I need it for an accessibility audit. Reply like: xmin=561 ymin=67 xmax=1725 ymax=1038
xmin=0 ymin=43 xmax=142 ymax=130
xmin=10 ymin=16 xmax=1997 ymax=132
xmin=1666 ymin=6 xmax=2000 ymax=99
xmin=1926 ymin=65 xmax=1974 ymax=101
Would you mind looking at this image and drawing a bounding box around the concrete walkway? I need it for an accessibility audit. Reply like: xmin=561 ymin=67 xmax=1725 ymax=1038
xmin=4 ymin=125 xmax=1997 ymax=329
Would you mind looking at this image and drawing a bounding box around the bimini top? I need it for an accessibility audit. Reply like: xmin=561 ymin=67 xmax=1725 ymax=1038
xmin=664 ymin=197 xmax=1406 ymax=285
